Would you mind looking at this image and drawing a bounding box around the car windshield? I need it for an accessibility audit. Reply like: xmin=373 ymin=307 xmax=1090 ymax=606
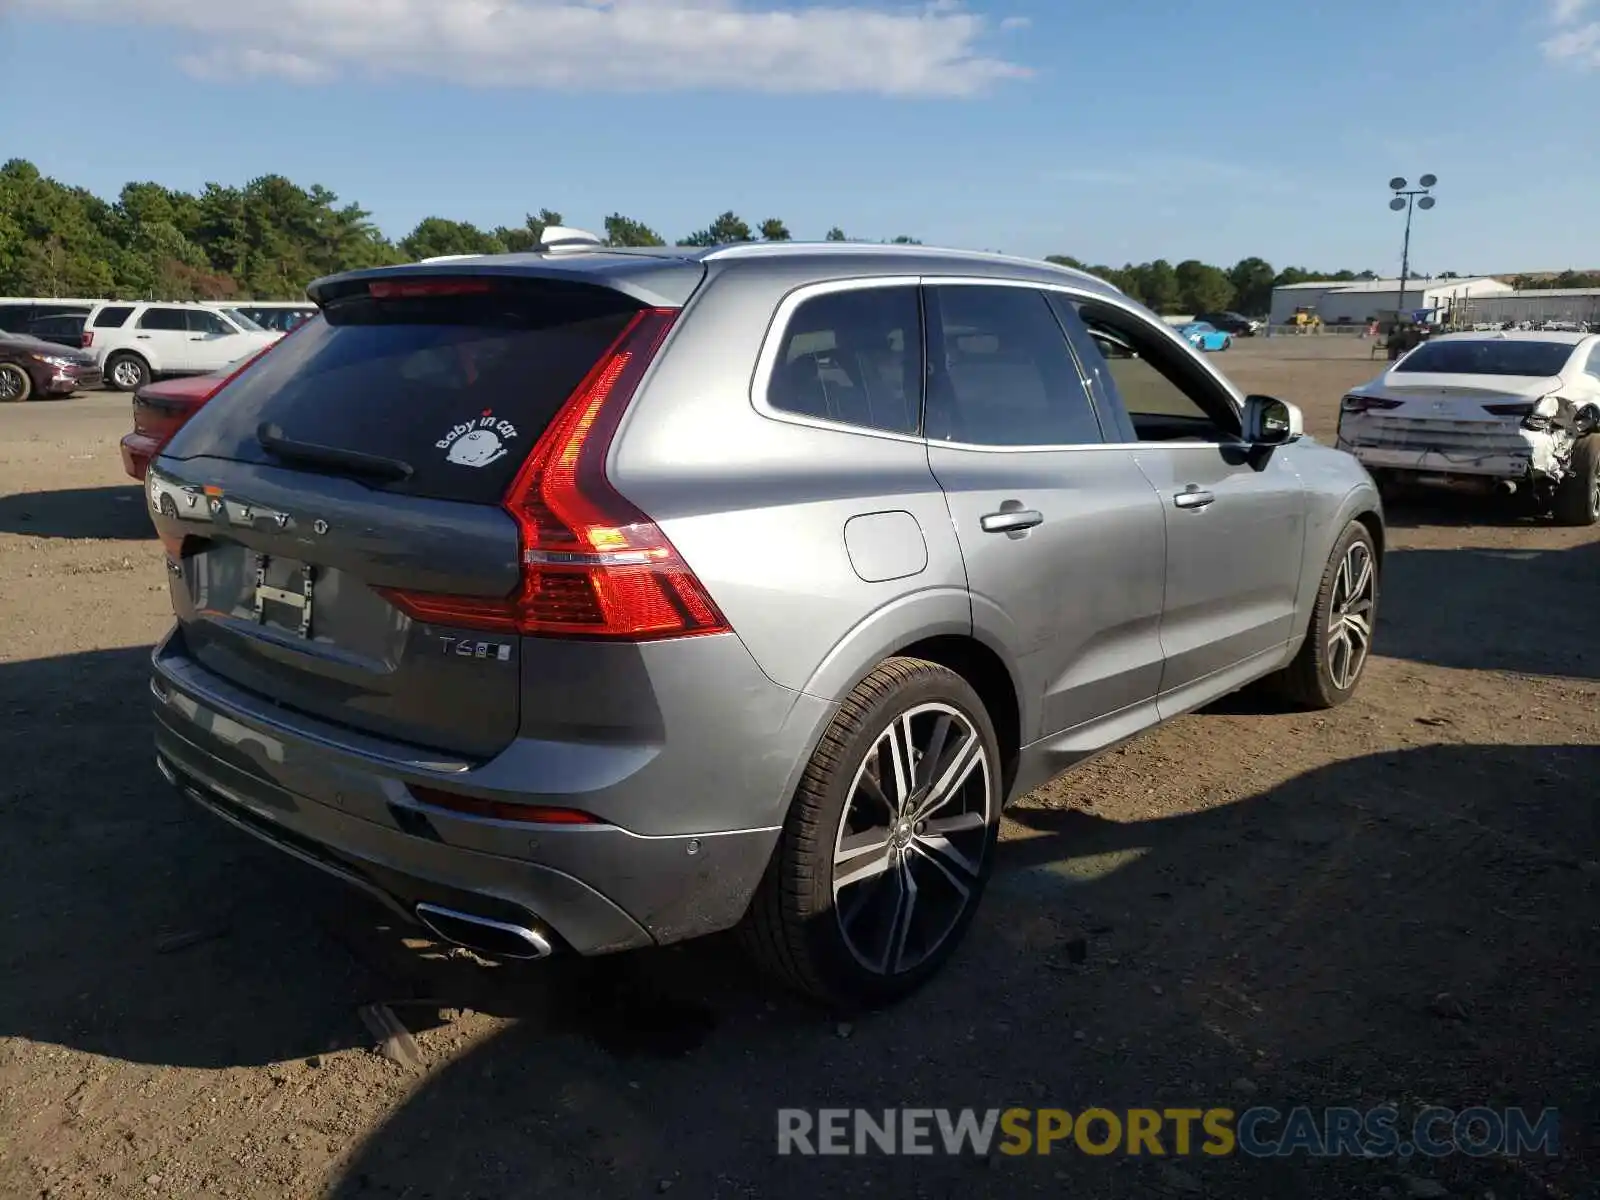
xmin=223 ymin=308 xmax=266 ymax=333
xmin=1394 ymin=339 xmax=1575 ymax=377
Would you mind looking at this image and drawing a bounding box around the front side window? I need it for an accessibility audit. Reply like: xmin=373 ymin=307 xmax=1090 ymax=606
xmin=924 ymin=285 xmax=1104 ymax=447
xmin=138 ymin=307 xmax=188 ymax=331
xmin=188 ymin=309 xmax=234 ymax=335
xmin=1068 ymin=298 xmax=1240 ymax=442
xmin=766 ymin=285 xmax=922 ymax=435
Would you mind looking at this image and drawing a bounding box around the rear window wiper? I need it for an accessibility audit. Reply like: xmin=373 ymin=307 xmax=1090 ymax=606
xmin=256 ymin=422 xmax=414 ymax=482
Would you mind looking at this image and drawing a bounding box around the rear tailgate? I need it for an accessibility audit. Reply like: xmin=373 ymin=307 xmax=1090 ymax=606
xmin=149 ymin=267 xmax=700 ymax=758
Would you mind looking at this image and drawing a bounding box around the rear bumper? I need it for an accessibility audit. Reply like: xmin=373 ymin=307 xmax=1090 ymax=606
xmin=149 ymin=629 xmax=835 ymax=956
xmin=1341 ymin=443 xmax=1534 ymax=480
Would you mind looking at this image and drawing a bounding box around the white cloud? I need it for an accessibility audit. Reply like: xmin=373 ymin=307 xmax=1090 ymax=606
xmin=20 ymin=0 xmax=1030 ymax=96
xmin=1543 ymin=19 xmax=1600 ymax=63
xmin=1551 ymin=0 xmax=1589 ymax=24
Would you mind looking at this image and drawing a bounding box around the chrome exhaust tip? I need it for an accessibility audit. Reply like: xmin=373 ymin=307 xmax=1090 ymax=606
xmin=414 ymin=902 xmax=553 ymax=960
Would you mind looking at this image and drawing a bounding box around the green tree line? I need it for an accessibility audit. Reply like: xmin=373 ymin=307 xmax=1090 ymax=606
xmin=2 ymin=159 xmax=1589 ymax=313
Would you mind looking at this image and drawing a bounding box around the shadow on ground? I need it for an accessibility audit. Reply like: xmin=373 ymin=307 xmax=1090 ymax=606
xmin=1379 ymin=538 xmax=1600 ymax=680
xmin=0 ymin=484 xmax=152 ymax=540
xmin=0 ymin=648 xmax=1593 ymax=1198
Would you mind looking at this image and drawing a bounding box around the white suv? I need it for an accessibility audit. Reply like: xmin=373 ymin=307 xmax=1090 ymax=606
xmin=85 ymin=301 xmax=281 ymax=391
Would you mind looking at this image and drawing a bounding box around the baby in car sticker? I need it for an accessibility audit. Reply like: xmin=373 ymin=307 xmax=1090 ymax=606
xmin=438 ymin=409 xmax=519 ymax=468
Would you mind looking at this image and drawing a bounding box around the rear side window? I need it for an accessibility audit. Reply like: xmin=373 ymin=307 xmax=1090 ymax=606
xmin=164 ymin=280 xmax=642 ymax=505
xmin=93 ymin=306 xmax=134 ymax=328
xmin=766 ymin=285 xmax=922 ymax=435
xmin=139 ymin=308 xmax=188 ymax=331
xmin=0 ymin=306 xmax=30 ymax=332
xmin=28 ymin=314 xmax=84 ymax=335
xmin=925 ymin=285 xmax=1104 ymax=446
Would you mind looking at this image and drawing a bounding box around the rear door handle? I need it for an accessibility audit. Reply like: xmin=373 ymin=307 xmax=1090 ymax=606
xmin=1173 ymin=486 xmax=1215 ymax=510
xmin=980 ymin=508 xmax=1044 ymax=533
xmin=136 ymin=334 xmax=152 ymax=340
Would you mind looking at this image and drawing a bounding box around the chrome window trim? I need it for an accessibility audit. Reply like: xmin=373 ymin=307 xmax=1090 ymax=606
xmin=749 ymin=272 xmax=1251 ymax=453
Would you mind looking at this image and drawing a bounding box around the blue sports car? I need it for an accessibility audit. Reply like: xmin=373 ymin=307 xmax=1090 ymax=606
xmin=1177 ymin=321 xmax=1233 ymax=352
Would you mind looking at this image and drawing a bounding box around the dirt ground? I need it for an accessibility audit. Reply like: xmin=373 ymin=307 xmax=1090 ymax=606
xmin=1 ymin=335 xmax=1595 ymax=1199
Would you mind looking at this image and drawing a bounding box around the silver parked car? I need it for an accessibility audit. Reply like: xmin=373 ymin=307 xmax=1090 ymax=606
xmin=146 ymin=234 xmax=1384 ymax=1007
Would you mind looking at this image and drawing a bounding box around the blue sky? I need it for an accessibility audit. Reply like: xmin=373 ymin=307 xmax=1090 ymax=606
xmin=2 ymin=0 xmax=1598 ymax=273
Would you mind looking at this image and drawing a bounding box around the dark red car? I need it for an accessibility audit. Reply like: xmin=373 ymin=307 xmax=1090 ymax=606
xmin=119 ymin=336 xmax=294 ymax=480
xmin=120 ymin=371 xmax=231 ymax=481
xmin=0 ymin=333 xmax=102 ymax=401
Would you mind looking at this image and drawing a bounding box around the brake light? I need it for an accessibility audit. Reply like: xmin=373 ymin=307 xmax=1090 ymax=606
xmin=1482 ymin=402 xmax=1534 ymax=417
xmin=380 ymin=308 xmax=731 ymax=641
xmin=81 ymin=330 xmax=94 ymax=349
xmin=1340 ymin=395 xmax=1403 ymax=414
xmin=408 ymin=785 xmax=600 ymax=824
xmin=368 ymin=278 xmax=494 ymax=299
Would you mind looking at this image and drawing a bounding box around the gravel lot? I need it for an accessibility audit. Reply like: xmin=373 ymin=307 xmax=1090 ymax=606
xmin=2 ymin=335 xmax=1596 ymax=1199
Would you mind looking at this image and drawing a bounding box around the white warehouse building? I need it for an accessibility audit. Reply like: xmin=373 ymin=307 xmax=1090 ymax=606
xmin=1269 ymin=277 xmax=1513 ymax=326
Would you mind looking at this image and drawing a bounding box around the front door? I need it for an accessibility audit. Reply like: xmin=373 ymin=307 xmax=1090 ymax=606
xmin=1066 ymin=298 xmax=1308 ymax=717
xmin=185 ymin=308 xmax=253 ymax=372
xmin=134 ymin=306 xmax=196 ymax=372
xmin=922 ymin=282 xmax=1168 ymax=750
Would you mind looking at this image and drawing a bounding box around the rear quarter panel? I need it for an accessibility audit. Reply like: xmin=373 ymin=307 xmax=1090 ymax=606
xmin=608 ymin=263 xmax=974 ymax=704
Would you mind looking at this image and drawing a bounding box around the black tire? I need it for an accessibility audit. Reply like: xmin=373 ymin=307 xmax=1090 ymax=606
xmin=0 ymin=362 xmax=32 ymax=402
xmin=105 ymin=352 xmax=150 ymax=393
xmin=1269 ymin=519 xmax=1379 ymax=710
xmin=741 ymin=657 xmax=1001 ymax=1010
xmin=1552 ymin=436 xmax=1599 ymax=527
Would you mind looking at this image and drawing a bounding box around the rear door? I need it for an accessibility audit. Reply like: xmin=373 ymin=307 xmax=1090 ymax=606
xmin=922 ymin=281 xmax=1168 ymax=746
xmin=148 ymin=275 xmax=674 ymax=757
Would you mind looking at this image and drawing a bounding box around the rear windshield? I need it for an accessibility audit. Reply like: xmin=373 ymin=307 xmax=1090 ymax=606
xmin=1395 ymin=339 xmax=1575 ymax=377
xmin=163 ymin=280 xmax=642 ymax=504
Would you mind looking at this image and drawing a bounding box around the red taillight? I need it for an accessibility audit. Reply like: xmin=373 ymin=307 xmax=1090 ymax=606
xmin=1340 ymin=395 xmax=1403 ymax=414
xmin=368 ymin=278 xmax=494 ymax=299
xmin=81 ymin=330 xmax=94 ymax=349
xmin=408 ymin=785 xmax=600 ymax=825
xmin=379 ymin=307 xmax=731 ymax=641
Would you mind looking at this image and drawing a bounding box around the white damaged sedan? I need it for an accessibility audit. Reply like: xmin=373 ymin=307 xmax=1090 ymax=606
xmin=1337 ymin=331 xmax=1600 ymax=525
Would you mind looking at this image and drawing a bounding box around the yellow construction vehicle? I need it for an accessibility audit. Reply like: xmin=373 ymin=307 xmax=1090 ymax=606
xmin=1284 ymin=306 xmax=1322 ymax=331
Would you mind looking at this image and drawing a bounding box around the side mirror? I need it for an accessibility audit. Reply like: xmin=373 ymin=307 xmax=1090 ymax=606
xmin=1243 ymin=394 xmax=1303 ymax=446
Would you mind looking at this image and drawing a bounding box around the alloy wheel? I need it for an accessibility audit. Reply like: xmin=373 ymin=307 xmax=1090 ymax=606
xmin=0 ymin=368 xmax=22 ymax=401
xmin=1327 ymin=541 xmax=1375 ymax=690
xmin=112 ymin=360 xmax=142 ymax=389
xmin=832 ymin=701 xmax=993 ymax=976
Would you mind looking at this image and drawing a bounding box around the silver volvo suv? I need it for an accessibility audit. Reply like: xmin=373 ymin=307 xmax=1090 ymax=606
xmin=146 ymin=234 xmax=1383 ymax=1008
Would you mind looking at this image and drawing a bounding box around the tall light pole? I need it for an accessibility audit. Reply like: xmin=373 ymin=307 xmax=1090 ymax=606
xmin=1388 ymin=175 xmax=1437 ymax=316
